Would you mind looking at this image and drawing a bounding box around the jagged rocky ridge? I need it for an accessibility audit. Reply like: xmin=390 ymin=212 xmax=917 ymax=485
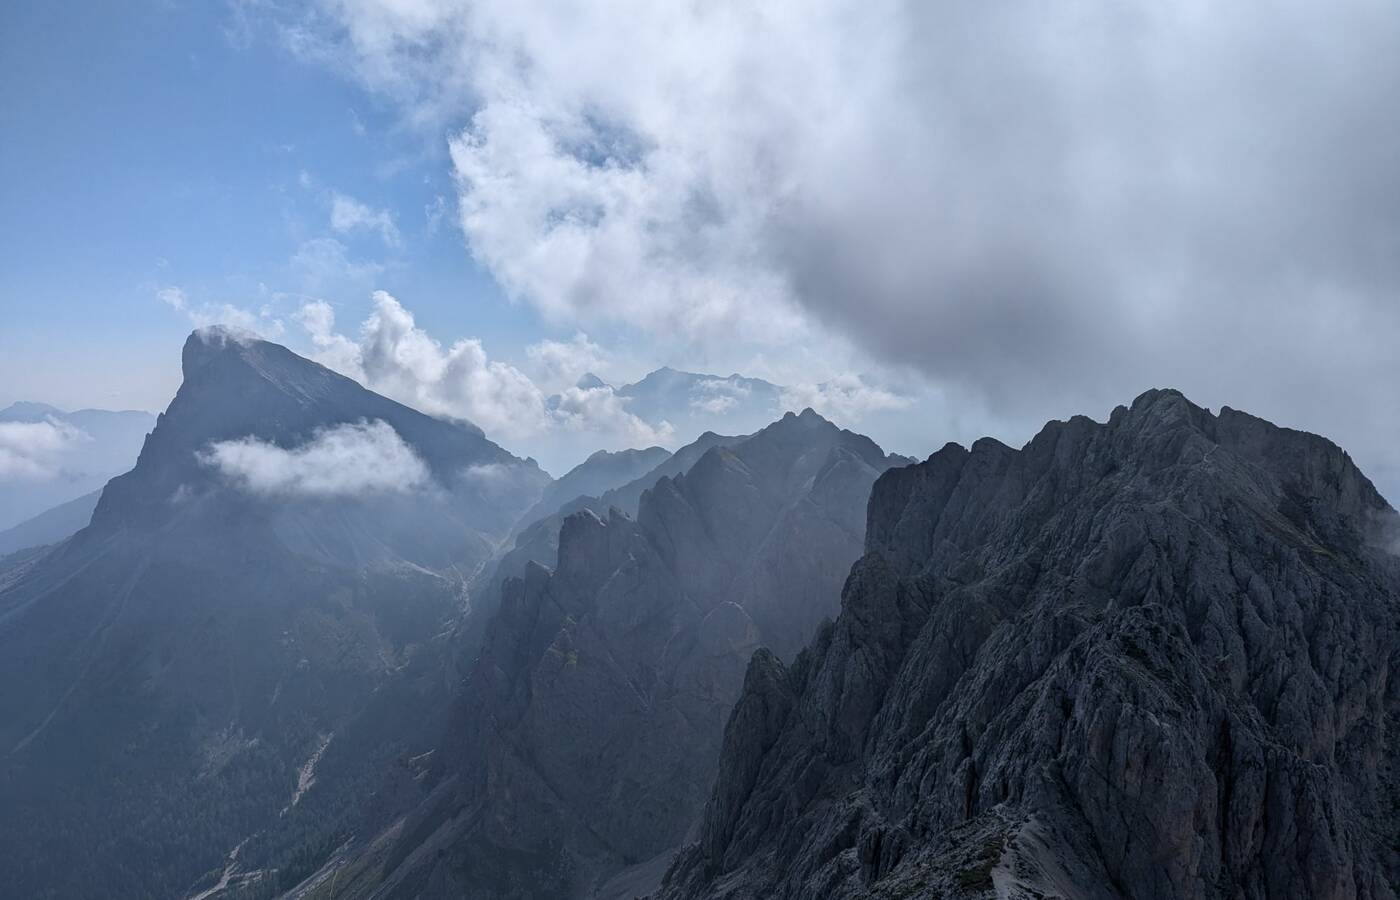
xmin=304 ymin=410 xmax=908 ymax=899
xmin=521 ymin=446 xmax=674 ymax=527
xmin=660 ymin=389 xmax=1400 ymax=900
xmin=478 ymin=431 xmax=746 ymax=641
xmin=0 ymin=329 xmax=549 ymax=899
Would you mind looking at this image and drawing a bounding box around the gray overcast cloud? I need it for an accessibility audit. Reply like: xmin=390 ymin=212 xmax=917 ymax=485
xmin=265 ymin=0 xmax=1400 ymax=492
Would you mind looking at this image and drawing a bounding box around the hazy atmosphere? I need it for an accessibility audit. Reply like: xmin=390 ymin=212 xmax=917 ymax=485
xmin=3 ymin=3 xmax=1399 ymax=899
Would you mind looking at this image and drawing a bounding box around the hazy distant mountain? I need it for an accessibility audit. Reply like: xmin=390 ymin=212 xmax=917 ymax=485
xmin=0 ymin=488 xmax=101 ymax=557
xmin=615 ymin=367 xmax=784 ymax=433
xmin=310 ymin=409 xmax=908 ymax=899
xmin=0 ymin=400 xmax=153 ymax=530
xmin=0 ymin=328 xmax=549 ymax=899
xmin=661 ymin=391 xmax=1400 ymax=900
xmin=551 ymin=367 xmax=787 ymax=446
xmin=519 ymin=445 xmax=672 ymax=526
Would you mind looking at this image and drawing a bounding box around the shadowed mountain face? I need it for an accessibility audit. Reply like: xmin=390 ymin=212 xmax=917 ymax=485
xmin=308 ymin=410 xmax=908 ymax=900
xmin=478 ymin=431 xmax=747 ymax=649
xmin=660 ymin=390 xmax=1400 ymax=900
xmin=0 ymin=329 xmax=549 ymax=899
xmin=0 ymin=401 xmax=154 ymax=530
xmin=93 ymin=327 xmax=548 ymax=565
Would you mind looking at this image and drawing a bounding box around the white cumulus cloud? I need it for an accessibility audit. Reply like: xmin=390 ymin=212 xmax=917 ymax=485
xmin=251 ymin=0 xmax=1400 ymax=500
xmin=198 ymin=419 xmax=430 ymax=498
xmin=549 ymin=385 xmax=674 ymax=447
xmin=525 ymin=332 xmax=610 ymax=393
xmin=295 ymin=299 xmax=364 ymax=377
xmin=356 ymin=291 xmax=552 ymax=439
xmin=294 ymin=293 xmax=670 ymax=456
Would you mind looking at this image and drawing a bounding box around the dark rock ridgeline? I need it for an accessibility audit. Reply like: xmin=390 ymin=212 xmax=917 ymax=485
xmin=332 ymin=409 xmax=907 ymax=899
xmin=661 ymin=389 xmax=1400 ymax=900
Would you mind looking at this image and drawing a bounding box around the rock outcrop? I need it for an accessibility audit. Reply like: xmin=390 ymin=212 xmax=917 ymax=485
xmin=660 ymin=389 xmax=1400 ymax=900
xmin=312 ymin=410 xmax=907 ymax=899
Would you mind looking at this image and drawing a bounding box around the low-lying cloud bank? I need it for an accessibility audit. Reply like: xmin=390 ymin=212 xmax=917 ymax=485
xmin=0 ymin=419 xmax=91 ymax=481
xmin=198 ymin=419 xmax=430 ymax=498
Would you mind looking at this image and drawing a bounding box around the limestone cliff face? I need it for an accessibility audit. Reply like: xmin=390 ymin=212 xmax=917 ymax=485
xmin=661 ymin=390 xmax=1400 ymax=900
xmin=346 ymin=410 xmax=906 ymax=899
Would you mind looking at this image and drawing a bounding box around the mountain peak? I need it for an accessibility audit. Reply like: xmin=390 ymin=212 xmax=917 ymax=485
xmin=180 ymin=326 xmax=320 ymax=389
xmin=91 ymin=331 xmax=540 ymax=535
xmin=176 ymin=328 xmax=398 ymax=422
xmin=773 ymin=406 xmax=832 ymax=431
xmin=0 ymin=400 xmax=66 ymax=421
xmin=663 ymin=394 xmax=1399 ymax=900
xmin=182 ymin=325 xmax=259 ymax=372
xmin=1121 ymin=386 xmax=1202 ymax=426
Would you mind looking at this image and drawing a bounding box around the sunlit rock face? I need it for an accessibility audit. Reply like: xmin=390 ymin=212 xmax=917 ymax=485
xmin=661 ymin=389 xmax=1400 ymax=900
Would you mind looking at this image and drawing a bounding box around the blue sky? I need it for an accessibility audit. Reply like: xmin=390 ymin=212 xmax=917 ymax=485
xmin=0 ymin=1 xmax=535 ymax=412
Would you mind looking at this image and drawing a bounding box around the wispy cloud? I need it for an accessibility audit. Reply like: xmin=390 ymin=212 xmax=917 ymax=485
xmin=290 ymin=237 xmax=384 ymax=290
xmin=781 ymin=375 xmax=909 ymax=424
xmin=329 ymin=191 xmax=400 ymax=246
xmin=690 ymin=379 xmax=750 ymax=416
xmin=155 ymin=285 xmax=285 ymax=339
xmin=157 ymin=286 xmax=188 ymax=311
xmin=424 ymin=194 xmax=451 ymax=236
xmin=198 ymin=419 xmax=430 ymax=498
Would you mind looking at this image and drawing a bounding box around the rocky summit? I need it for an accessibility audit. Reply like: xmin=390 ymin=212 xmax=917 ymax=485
xmin=659 ymin=389 xmax=1400 ymax=900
